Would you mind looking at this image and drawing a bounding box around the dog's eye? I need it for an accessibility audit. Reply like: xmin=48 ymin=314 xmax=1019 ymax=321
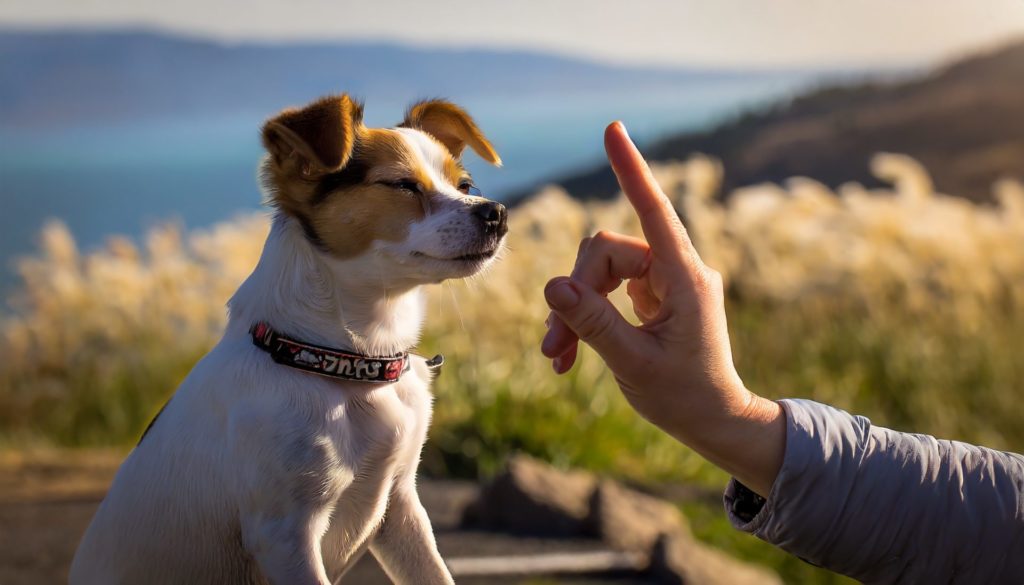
xmin=388 ymin=180 xmax=422 ymax=195
xmin=458 ymin=181 xmax=482 ymax=196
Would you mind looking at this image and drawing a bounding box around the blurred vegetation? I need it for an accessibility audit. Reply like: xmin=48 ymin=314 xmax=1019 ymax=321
xmin=2 ymin=154 xmax=1023 ymax=583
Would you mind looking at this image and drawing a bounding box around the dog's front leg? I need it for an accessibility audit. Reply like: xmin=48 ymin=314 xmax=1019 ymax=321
xmin=370 ymin=484 xmax=453 ymax=585
xmin=241 ymin=509 xmax=332 ymax=585
xmin=232 ymin=408 xmax=344 ymax=585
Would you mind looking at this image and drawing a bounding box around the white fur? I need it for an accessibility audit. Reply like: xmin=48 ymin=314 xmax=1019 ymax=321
xmin=69 ymin=127 xmax=505 ymax=585
xmin=374 ymin=129 xmax=500 ymax=284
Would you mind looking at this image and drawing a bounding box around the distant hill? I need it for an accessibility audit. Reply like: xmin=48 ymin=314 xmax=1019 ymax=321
xmin=0 ymin=29 xmax=790 ymax=130
xmin=530 ymin=39 xmax=1024 ymax=202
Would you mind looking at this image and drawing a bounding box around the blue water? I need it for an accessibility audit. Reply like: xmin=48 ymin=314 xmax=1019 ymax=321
xmin=0 ymin=76 xmax=810 ymax=289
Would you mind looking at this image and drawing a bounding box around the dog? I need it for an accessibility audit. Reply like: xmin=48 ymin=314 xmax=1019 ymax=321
xmin=70 ymin=94 xmax=507 ymax=585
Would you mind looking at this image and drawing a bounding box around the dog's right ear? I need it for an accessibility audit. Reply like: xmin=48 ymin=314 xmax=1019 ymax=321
xmin=262 ymin=94 xmax=364 ymax=176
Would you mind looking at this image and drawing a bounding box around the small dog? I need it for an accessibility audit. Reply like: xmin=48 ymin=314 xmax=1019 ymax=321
xmin=70 ymin=94 xmax=506 ymax=584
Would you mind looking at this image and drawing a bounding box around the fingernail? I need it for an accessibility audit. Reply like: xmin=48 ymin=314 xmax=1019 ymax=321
xmin=540 ymin=332 xmax=555 ymax=355
xmin=546 ymin=280 xmax=580 ymax=310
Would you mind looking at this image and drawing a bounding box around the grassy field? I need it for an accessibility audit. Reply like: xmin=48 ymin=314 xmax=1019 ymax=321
xmin=2 ymin=153 xmax=1023 ymax=583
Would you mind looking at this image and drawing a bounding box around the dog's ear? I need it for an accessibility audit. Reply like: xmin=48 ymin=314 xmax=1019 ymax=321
xmin=262 ymin=94 xmax=364 ymax=175
xmin=401 ymin=100 xmax=501 ymax=167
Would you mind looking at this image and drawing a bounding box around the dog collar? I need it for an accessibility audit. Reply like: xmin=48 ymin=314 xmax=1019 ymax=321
xmin=250 ymin=321 xmax=442 ymax=383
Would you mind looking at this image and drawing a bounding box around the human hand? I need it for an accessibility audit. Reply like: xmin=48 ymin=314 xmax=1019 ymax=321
xmin=540 ymin=122 xmax=784 ymax=496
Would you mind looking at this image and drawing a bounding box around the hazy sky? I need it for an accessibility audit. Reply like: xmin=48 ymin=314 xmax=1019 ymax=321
xmin=3 ymin=0 xmax=1024 ymax=68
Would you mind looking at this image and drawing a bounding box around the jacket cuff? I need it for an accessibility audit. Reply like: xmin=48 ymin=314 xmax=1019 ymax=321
xmin=723 ymin=398 xmax=819 ymax=538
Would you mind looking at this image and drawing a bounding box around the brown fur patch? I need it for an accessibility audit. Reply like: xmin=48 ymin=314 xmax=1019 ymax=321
xmin=310 ymin=181 xmax=425 ymax=259
xmin=260 ymin=94 xmax=365 ymax=222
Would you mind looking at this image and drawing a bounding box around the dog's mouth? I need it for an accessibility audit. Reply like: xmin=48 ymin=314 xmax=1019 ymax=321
xmin=412 ymin=248 xmax=498 ymax=263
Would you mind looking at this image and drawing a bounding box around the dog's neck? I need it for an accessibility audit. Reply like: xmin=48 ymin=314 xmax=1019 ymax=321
xmin=226 ymin=213 xmax=423 ymax=357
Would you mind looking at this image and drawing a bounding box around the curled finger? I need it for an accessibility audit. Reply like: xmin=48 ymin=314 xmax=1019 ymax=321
xmin=570 ymin=230 xmax=651 ymax=295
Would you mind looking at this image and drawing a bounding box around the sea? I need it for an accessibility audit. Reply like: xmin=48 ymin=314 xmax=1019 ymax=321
xmin=0 ymin=76 xmax=813 ymax=291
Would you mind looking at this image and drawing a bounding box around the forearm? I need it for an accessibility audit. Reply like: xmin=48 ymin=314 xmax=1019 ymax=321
xmin=662 ymin=391 xmax=786 ymax=498
xmin=726 ymin=399 xmax=1024 ymax=584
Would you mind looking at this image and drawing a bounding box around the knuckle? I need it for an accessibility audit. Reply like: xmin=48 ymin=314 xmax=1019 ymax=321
xmin=591 ymin=230 xmax=619 ymax=249
xmin=575 ymin=306 xmax=616 ymax=342
xmin=572 ymin=238 xmax=593 ymax=272
xmin=706 ymin=267 xmax=723 ymax=285
xmin=693 ymin=267 xmax=715 ymax=293
xmin=695 ymin=267 xmax=724 ymax=298
xmin=577 ymin=237 xmax=593 ymax=255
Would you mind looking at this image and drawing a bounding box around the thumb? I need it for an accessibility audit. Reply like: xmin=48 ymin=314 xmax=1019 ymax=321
xmin=545 ymin=277 xmax=645 ymax=373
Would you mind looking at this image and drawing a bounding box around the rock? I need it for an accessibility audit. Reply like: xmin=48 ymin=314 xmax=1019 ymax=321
xmin=588 ymin=479 xmax=692 ymax=556
xmin=462 ymin=456 xmax=782 ymax=585
xmin=649 ymin=534 xmax=783 ymax=585
xmin=462 ymin=454 xmax=596 ymax=537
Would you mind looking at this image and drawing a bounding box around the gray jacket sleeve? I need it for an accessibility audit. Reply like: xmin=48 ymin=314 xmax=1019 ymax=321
xmin=723 ymin=399 xmax=1024 ymax=584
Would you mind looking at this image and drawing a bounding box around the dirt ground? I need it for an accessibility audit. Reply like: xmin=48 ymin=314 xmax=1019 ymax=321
xmin=0 ymin=450 xmax=649 ymax=585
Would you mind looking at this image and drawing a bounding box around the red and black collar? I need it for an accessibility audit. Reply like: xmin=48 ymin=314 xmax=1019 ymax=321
xmin=250 ymin=321 xmax=441 ymax=383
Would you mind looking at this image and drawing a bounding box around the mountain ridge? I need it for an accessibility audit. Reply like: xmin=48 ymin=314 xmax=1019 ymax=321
xmin=524 ymin=38 xmax=1024 ymax=202
xmin=0 ymin=28 xmax=814 ymax=131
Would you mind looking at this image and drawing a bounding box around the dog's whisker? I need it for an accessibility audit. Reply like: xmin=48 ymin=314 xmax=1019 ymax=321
xmin=446 ymin=280 xmax=467 ymax=332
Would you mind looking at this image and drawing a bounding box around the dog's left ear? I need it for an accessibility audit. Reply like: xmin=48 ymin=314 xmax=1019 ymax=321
xmin=262 ymin=94 xmax=364 ymax=175
xmin=401 ymin=100 xmax=502 ymax=167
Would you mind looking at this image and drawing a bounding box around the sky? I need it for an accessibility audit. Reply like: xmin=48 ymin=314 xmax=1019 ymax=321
xmin=2 ymin=0 xmax=1024 ymax=68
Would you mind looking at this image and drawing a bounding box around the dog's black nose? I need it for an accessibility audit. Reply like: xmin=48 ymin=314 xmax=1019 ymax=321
xmin=472 ymin=201 xmax=508 ymax=236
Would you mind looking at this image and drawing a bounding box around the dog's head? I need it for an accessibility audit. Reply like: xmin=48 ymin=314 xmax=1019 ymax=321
xmin=260 ymin=94 xmax=506 ymax=286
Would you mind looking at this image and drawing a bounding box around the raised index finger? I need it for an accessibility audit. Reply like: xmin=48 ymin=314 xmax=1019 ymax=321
xmin=604 ymin=121 xmax=700 ymax=267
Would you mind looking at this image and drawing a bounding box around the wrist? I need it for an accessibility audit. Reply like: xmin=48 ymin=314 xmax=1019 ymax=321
xmin=667 ymin=390 xmax=786 ymax=498
xmin=659 ymin=377 xmax=757 ymax=443
xmin=719 ymin=394 xmax=786 ymax=497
